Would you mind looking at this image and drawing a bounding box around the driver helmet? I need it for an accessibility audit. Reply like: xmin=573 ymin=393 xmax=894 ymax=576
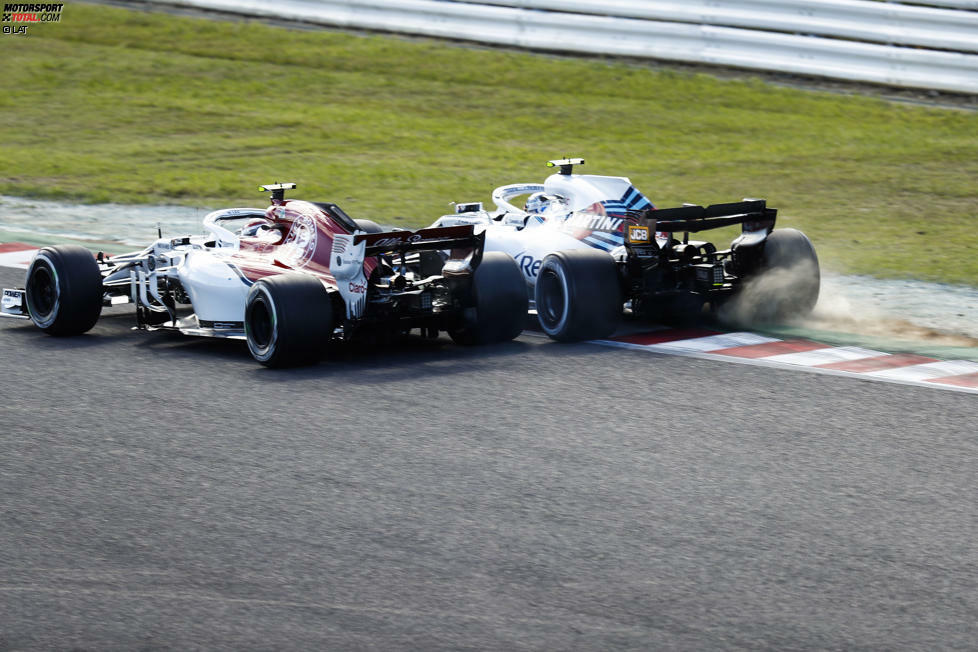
xmin=241 ymin=218 xmax=273 ymax=237
xmin=524 ymin=192 xmax=557 ymax=214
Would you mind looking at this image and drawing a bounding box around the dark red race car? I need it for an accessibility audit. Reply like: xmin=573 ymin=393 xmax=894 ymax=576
xmin=2 ymin=183 xmax=527 ymax=366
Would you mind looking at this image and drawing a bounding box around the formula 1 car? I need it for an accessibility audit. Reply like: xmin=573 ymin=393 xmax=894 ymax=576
xmin=430 ymin=159 xmax=819 ymax=341
xmin=1 ymin=183 xmax=527 ymax=366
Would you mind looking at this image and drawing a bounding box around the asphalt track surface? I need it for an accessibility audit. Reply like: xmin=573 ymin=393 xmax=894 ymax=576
xmin=1 ymin=266 xmax=977 ymax=651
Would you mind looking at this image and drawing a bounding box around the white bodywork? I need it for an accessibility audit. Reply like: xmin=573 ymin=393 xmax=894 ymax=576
xmin=101 ymin=208 xmax=276 ymax=336
xmin=3 ymin=193 xmax=489 ymax=348
xmin=432 ymin=170 xmax=653 ymax=290
xmin=98 ymin=204 xmax=373 ymax=337
xmin=330 ymin=233 xmax=368 ymax=319
xmin=175 ymin=249 xmax=250 ymax=323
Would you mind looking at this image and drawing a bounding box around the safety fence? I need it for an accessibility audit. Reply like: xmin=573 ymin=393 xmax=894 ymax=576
xmin=155 ymin=0 xmax=978 ymax=93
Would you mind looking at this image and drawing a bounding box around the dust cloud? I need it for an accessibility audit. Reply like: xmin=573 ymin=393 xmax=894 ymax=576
xmin=803 ymin=279 xmax=978 ymax=348
xmin=718 ymin=259 xmax=819 ymax=326
xmin=720 ymin=263 xmax=978 ymax=348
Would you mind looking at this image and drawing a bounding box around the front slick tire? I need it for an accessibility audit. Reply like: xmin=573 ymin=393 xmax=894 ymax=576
xmin=535 ymin=249 xmax=620 ymax=342
xmin=245 ymin=274 xmax=333 ymax=368
xmin=449 ymin=252 xmax=528 ymax=345
xmin=25 ymin=245 xmax=103 ymax=335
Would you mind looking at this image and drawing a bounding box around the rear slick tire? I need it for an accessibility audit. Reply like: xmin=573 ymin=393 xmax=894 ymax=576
xmin=25 ymin=245 xmax=103 ymax=335
xmin=535 ymin=249 xmax=620 ymax=342
xmin=245 ymin=274 xmax=333 ymax=367
xmin=751 ymin=228 xmax=820 ymax=322
xmin=449 ymin=252 xmax=528 ymax=345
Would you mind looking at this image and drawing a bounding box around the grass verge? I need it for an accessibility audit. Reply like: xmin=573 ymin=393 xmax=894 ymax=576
xmin=1 ymin=2 xmax=977 ymax=285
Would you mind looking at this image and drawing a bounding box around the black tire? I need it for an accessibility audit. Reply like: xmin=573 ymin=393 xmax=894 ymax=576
xmin=449 ymin=252 xmax=528 ymax=345
xmin=244 ymin=274 xmax=334 ymax=367
xmin=727 ymin=228 xmax=820 ymax=323
xmin=535 ymin=249 xmax=620 ymax=342
xmin=24 ymin=245 xmax=103 ymax=335
xmin=354 ymin=219 xmax=384 ymax=234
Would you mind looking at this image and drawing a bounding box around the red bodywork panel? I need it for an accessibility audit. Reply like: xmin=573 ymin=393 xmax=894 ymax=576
xmin=231 ymin=199 xmax=379 ymax=287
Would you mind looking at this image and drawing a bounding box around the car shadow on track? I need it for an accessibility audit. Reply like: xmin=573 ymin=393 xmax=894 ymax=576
xmin=126 ymin=324 xmax=539 ymax=380
xmin=113 ymin=309 xmax=546 ymax=376
xmin=0 ymin=319 xmax=119 ymax=351
xmin=3 ymin=305 xmax=670 ymax=377
xmin=298 ymin=338 xmax=537 ymax=385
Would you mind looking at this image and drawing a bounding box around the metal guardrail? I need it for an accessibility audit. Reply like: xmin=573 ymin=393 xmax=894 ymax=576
xmin=161 ymin=0 xmax=978 ymax=93
xmin=470 ymin=0 xmax=978 ymax=52
xmin=909 ymin=0 xmax=978 ymax=8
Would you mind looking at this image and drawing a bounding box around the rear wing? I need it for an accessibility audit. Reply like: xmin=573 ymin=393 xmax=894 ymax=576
xmin=354 ymin=224 xmax=485 ymax=257
xmin=636 ymin=199 xmax=777 ymax=235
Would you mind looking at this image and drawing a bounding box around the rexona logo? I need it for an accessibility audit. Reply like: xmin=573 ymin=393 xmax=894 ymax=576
xmin=2 ymin=3 xmax=64 ymax=23
xmin=514 ymin=252 xmax=541 ymax=278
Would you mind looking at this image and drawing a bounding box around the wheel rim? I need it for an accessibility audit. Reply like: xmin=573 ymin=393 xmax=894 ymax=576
xmin=27 ymin=260 xmax=58 ymax=322
xmin=246 ymin=291 xmax=276 ymax=358
xmin=537 ymin=267 xmax=566 ymax=330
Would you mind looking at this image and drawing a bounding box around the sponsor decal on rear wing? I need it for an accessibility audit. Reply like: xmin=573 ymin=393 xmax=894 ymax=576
xmin=355 ymin=224 xmax=485 ymax=256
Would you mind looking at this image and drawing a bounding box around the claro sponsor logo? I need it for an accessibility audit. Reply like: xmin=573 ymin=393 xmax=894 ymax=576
xmin=348 ymin=281 xmax=367 ymax=294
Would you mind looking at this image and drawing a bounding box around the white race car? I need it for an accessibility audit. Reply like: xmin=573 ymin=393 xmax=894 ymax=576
xmin=2 ymin=183 xmax=527 ymax=366
xmin=430 ymin=158 xmax=819 ymax=341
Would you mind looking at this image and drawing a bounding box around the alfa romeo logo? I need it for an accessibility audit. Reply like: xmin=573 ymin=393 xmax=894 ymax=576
xmin=281 ymin=214 xmax=318 ymax=268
